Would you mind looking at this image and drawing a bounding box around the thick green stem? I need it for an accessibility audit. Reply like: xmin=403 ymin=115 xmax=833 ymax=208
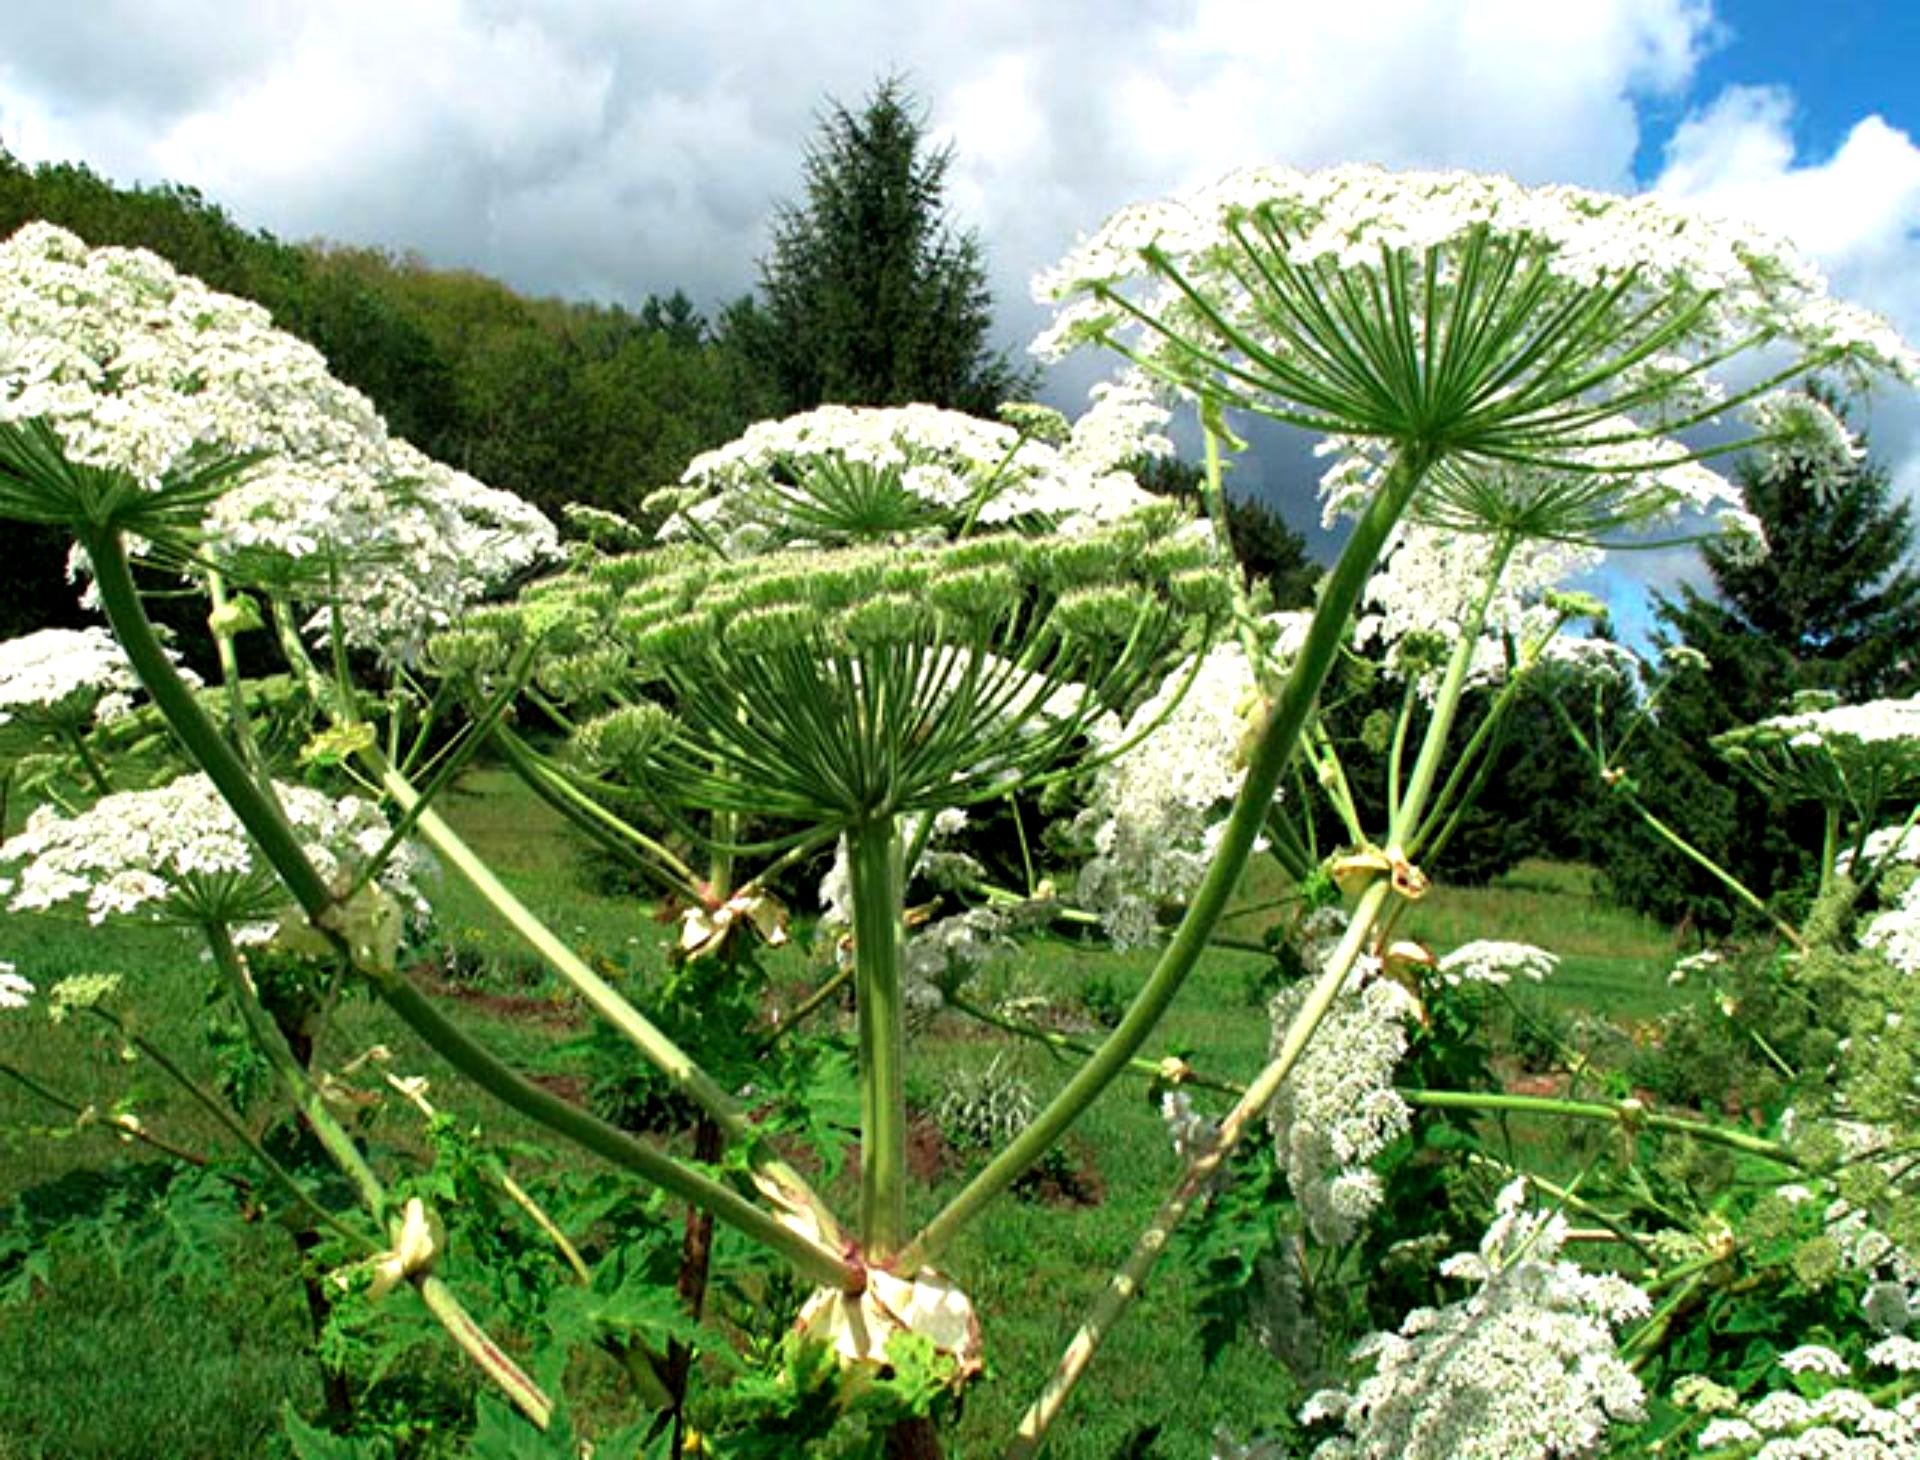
xmin=1387 ymin=534 xmax=1514 ymax=850
xmin=205 ymin=925 xmax=388 ymax=1215
xmin=902 ymin=446 xmax=1433 ymax=1271
xmin=1006 ymin=878 xmax=1394 ymax=1458
xmin=849 ymin=815 xmax=909 ymax=1261
xmin=372 ymin=972 xmax=859 ymax=1291
xmin=87 ymin=531 xmax=335 ymax=916
xmin=368 ymin=753 xmax=756 ymax=1139
xmin=415 ymin=1275 xmax=555 ymax=1428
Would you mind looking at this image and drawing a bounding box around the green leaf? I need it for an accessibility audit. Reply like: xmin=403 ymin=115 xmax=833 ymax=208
xmin=281 ymin=1404 xmax=395 ymax=1460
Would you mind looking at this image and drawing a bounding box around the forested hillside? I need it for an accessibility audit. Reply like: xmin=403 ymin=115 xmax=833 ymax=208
xmin=0 ymin=151 xmax=771 ymax=636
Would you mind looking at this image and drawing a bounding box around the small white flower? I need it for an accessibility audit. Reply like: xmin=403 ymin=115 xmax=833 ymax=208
xmin=1437 ymin=940 xmax=1559 ymax=987
xmin=0 ymin=961 xmax=32 ymax=1010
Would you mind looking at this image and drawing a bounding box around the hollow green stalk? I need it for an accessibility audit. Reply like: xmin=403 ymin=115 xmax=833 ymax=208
xmin=204 ymin=922 xmax=388 ymax=1215
xmin=89 ymin=536 xmax=850 ymax=1284
xmin=1400 ymin=1090 xmax=1801 ymax=1164
xmin=415 ymin=1274 xmax=554 ymax=1428
xmin=902 ymin=444 xmax=1435 ymax=1271
xmin=372 ymin=972 xmax=858 ymax=1290
xmin=1005 ymin=876 xmax=1395 ymax=1458
xmin=848 ymin=814 xmax=909 ymax=1261
xmin=1386 ymin=533 xmax=1515 ymax=850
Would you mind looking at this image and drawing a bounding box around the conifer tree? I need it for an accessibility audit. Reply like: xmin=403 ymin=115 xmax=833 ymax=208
xmin=741 ymin=76 xmax=1030 ymax=414
xmin=1603 ymin=393 xmax=1920 ymax=926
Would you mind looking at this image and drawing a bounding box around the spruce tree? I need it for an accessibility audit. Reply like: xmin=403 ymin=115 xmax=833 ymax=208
xmin=742 ymin=77 xmax=1030 ymax=414
xmin=1603 ymin=393 xmax=1920 ymax=927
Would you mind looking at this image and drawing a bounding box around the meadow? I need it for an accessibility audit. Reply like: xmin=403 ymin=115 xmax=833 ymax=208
xmin=0 ymin=766 xmax=1690 ymax=1460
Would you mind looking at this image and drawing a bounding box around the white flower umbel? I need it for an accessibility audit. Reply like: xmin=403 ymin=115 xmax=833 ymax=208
xmin=1353 ymin=521 xmax=1597 ymax=691
xmin=1304 ymin=1178 xmax=1649 ymax=1459
xmin=1748 ymin=391 xmax=1867 ymax=504
xmin=1266 ymin=973 xmax=1417 ymax=1245
xmin=1035 ymin=164 xmax=1918 ymax=465
xmin=1716 ymin=695 xmax=1920 ymax=815
xmin=0 ymin=625 xmax=150 ymax=731
xmin=0 ymin=222 xmax=556 ymax=661
xmin=2 ymin=771 xmax=430 ymax=939
xmin=668 ymin=397 xmax=1160 ymax=553
xmin=0 ymin=960 xmax=31 ymax=1010
xmin=1436 ymin=940 xmax=1559 ymax=987
xmin=1074 ymin=615 xmax=1309 ymax=946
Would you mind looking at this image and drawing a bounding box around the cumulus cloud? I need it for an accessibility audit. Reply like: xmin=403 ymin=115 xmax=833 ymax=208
xmin=3 ymin=0 xmax=1712 ymax=319
xmin=1654 ymin=85 xmax=1920 ymax=495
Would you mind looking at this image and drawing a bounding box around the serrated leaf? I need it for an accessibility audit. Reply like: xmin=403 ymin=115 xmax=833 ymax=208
xmin=281 ymin=1404 xmax=395 ymax=1459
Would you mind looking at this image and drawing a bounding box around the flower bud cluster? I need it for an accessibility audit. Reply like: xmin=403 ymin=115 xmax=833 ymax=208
xmin=484 ymin=508 xmax=1222 ymax=828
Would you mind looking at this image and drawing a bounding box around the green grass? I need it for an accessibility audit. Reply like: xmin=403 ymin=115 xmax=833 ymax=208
xmin=0 ymin=774 xmax=1681 ymax=1458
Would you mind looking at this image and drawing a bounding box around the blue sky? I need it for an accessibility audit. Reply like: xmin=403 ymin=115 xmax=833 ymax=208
xmin=1636 ymin=0 xmax=1920 ymax=178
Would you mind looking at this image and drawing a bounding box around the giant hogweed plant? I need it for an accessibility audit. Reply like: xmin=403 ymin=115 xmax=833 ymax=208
xmin=0 ymin=162 xmax=1915 ymax=1457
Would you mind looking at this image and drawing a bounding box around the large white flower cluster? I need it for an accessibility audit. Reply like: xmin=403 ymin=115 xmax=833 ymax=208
xmin=0 ymin=221 xmax=556 ymax=660
xmin=1267 ymin=972 xmax=1417 ymax=1245
xmin=1694 ymin=1290 xmax=1920 ymax=1456
xmin=1863 ymin=875 xmax=1920 ymax=977
xmin=1354 ymin=522 xmax=1597 ymax=688
xmin=672 ymin=393 xmax=1162 ymax=553
xmin=1 ymin=772 xmax=430 ymax=938
xmin=1304 ymin=1178 xmax=1650 ymax=1459
xmin=1035 ymin=163 xmax=1919 ymax=390
xmin=1073 ymin=617 xmax=1309 ymax=946
xmin=1757 ymin=695 xmax=1920 ymax=752
xmin=0 ymin=625 xmax=152 ymax=730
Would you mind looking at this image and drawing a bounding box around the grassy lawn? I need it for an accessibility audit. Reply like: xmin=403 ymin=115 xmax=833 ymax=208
xmin=0 ymin=772 xmax=1682 ymax=1458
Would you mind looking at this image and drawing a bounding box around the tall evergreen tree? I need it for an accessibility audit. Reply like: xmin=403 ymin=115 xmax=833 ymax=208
xmin=1600 ymin=392 xmax=1920 ymax=927
xmin=741 ymin=76 xmax=1031 ymax=414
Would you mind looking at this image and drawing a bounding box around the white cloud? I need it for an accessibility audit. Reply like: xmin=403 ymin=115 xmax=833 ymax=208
xmin=2 ymin=0 xmax=1713 ymax=324
xmin=1653 ymin=84 xmax=1920 ymax=511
